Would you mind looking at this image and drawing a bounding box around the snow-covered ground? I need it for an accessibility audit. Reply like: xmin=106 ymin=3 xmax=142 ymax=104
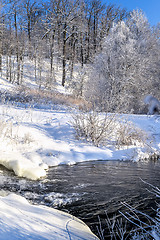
xmin=0 ymin=193 xmax=98 ymax=240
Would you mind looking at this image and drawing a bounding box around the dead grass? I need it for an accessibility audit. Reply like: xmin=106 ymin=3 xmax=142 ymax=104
xmin=16 ymin=86 xmax=90 ymax=109
xmin=0 ymin=120 xmax=13 ymax=139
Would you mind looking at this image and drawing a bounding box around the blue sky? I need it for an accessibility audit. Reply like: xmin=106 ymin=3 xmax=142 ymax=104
xmin=107 ymin=0 xmax=160 ymax=26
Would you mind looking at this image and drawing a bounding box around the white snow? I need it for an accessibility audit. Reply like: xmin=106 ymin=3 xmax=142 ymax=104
xmin=0 ymin=193 xmax=98 ymax=240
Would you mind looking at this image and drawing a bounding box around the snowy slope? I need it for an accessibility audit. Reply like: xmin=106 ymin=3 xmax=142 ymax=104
xmin=0 ymin=193 xmax=98 ymax=240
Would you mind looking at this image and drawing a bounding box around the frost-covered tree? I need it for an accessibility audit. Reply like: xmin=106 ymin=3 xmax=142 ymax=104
xmin=85 ymin=10 xmax=160 ymax=113
xmin=85 ymin=20 xmax=135 ymax=112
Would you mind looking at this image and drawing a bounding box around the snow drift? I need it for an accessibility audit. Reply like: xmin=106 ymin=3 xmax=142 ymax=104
xmin=0 ymin=193 xmax=98 ymax=240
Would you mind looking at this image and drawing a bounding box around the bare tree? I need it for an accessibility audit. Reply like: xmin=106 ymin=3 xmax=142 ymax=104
xmin=0 ymin=0 xmax=129 ymax=91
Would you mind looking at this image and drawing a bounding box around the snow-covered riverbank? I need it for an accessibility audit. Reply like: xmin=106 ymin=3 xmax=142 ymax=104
xmin=0 ymin=193 xmax=98 ymax=240
xmin=0 ymin=101 xmax=160 ymax=180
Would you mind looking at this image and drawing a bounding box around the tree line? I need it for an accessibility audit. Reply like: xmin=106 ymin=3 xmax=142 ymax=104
xmin=1 ymin=1 xmax=160 ymax=113
xmin=0 ymin=0 xmax=127 ymax=87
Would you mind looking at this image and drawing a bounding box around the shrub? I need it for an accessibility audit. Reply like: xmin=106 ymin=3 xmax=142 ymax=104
xmin=0 ymin=120 xmax=13 ymax=139
xmin=72 ymin=111 xmax=117 ymax=147
xmin=72 ymin=110 xmax=147 ymax=148
xmin=116 ymin=119 xmax=147 ymax=147
xmin=23 ymin=133 xmax=34 ymax=144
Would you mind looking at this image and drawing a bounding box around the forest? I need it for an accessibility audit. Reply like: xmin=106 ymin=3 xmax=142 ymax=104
xmin=0 ymin=0 xmax=160 ymax=113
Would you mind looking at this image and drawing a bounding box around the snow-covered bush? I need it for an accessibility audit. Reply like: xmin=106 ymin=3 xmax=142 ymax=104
xmin=0 ymin=120 xmax=13 ymax=139
xmin=72 ymin=110 xmax=147 ymax=147
xmin=22 ymin=132 xmax=34 ymax=144
xmin=72 ymin=110 xmax=117 ymax=147
xmin=116 ymin=120 xmax=147 ymax=147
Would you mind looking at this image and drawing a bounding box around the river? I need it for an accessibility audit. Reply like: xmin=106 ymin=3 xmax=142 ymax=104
xmin=0 ymin=160 xmax=160 ymax=239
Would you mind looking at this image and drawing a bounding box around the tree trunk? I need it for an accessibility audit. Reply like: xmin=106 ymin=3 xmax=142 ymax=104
xmin=62 ymin=23 xmax=66 ymax=87
xmin=14 ymin=10 xmax=20 ymax=84
xmin=70 ymin=41 xmax=76 ymax=81
xmin=85 ymin=16 xmax=91 ymax=63
xmin=80 ymin=32 xmax=84 ymax=67
xmin=9 ymin=55 xmax=12 ymax=83
xmin=6 ymin=55 xmax=9 ymax=80
xmin=93 ymin=13 xmax=97 ymax=53
xmin=0 ymin=31 xmax=2 ymax=75
xmin=50 ymin=31 xmax=55 ymax=84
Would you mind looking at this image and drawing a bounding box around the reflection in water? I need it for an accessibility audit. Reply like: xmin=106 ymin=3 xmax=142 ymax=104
xmin=0 ymin=160 xmax=160 ymax=238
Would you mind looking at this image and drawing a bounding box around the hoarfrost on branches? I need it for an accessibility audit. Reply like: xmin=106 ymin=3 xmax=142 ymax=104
xmin=85 ymin=10 xmax=160 ymax=113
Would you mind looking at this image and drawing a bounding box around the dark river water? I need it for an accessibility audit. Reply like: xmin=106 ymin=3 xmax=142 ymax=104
xmin=0 ymin=160 xmax=160 ymax=239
